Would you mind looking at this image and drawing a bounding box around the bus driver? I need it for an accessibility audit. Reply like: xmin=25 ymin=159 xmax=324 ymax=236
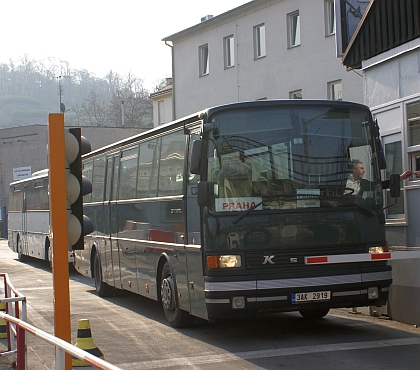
xmin=345 ymin=159 xmax=411 ymax=195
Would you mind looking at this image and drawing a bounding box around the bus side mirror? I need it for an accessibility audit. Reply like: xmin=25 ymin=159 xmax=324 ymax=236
xmin=197 ymin=181 xmax=214 ymax=206
xmin=190 ymin=139 xmax=202 ymax=175
xmin=389 ymin=174 xmax=401 ymax=198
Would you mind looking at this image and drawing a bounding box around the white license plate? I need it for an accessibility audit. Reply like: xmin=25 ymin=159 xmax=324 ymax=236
xmin=291 ymin=291 xmax=331 ymax=303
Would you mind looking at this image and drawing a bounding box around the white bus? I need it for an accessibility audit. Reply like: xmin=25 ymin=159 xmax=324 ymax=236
xmin=8 ymin=169 xmax=73 ymax=265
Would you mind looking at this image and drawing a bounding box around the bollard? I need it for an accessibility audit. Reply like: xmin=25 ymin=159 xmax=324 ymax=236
xmin=72 ymin=319 xmax=104 ymax=367
xmin=0 ymin=302 xmax=7 ymax=339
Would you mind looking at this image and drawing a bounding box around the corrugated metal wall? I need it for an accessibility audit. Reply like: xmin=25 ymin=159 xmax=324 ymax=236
xmin=343 ymin=0 xmax=420 ymax=69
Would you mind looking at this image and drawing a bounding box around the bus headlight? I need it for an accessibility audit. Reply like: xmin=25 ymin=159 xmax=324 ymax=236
xmin=207 ymin=255 xmax=242 ymax=269
xmin=369 ymin=246 xmax=389 ymax=254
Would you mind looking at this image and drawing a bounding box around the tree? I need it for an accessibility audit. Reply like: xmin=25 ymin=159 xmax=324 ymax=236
xmin=0 ymin=55 xmax=154 ymax=129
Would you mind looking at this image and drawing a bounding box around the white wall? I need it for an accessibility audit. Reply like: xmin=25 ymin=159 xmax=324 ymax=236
xmin=168 ymin=0 xmax=363 ymax=119
xmin=364 ymin=40 xmax=420 ymax=326
xmin=364 ymin=39 xmax=420 ymax=108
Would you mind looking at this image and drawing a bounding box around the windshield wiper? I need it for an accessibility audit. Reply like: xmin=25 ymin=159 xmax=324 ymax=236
xmin=232 ymin=194 xmax=295 ymax=224
xmin=324 ymin=196 xmax=376 ymax=217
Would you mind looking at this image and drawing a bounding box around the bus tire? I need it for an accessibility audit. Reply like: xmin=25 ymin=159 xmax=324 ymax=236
xmin=17 ymin=236 xmax=29 ymax=262
xmin=160 ymin=262 xmax=194 ymax=328
xmin=299 ymin=308 xmax=330 ymax=319
xmin=93 ymin=251 xmax=113 ymax=297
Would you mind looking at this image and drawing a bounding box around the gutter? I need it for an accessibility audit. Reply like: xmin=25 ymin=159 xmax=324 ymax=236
xmin=164 ymin=40 xmax=176 ymax=121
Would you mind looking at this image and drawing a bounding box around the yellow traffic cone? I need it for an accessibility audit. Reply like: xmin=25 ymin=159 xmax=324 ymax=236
xmin=0 ymin=301 xmax=7 ymax=339
xmin=72 ymin=319 xmax=104 ymax=367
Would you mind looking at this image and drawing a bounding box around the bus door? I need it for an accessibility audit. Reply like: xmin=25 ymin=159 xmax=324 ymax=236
xmin=105 ymin=153 xmax=122 ymax=289
xmin=184 ymin=130 xmax=207 ymax=319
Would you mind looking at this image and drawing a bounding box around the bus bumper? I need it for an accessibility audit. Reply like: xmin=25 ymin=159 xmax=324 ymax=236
xmin=203 ymin=265 xmax=391 ymax=319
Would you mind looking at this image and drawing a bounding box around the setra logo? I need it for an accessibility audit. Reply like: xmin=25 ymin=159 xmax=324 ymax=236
xmin=262 ymin=255 xmax=275 ymax=265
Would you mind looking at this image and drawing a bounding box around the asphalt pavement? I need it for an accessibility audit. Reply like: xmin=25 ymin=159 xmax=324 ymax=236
xmin=2 ymin=237 xmax=420 ymax=370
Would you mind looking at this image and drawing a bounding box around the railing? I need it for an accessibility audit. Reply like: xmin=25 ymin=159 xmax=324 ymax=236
xmin=1 ymin=272 xmax=27 ymax=367
xmin=1 ymin=273 xmax=123 ymax=370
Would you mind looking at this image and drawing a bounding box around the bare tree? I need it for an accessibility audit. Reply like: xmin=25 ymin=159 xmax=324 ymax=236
xmin=0 ymin=55 xmax=153 ymax=129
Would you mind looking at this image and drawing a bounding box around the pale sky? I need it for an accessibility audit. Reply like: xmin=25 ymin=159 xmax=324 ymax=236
xmin=1 ymin=0 xmax=248 ymax=91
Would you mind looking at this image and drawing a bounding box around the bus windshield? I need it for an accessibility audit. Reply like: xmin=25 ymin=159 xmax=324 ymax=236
xmin=206 ymin=105 xmax=382 ymax=213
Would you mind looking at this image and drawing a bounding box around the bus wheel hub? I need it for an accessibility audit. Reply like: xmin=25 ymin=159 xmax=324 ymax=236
xmin=161 ymin=276 xmax=175 ymax=310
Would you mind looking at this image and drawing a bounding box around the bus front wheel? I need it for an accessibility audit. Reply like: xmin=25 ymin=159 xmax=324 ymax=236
xmin=299 ymin=308 xmax=330 ymax=319
xmin=160 ymin=262 xmax=194 ymax=328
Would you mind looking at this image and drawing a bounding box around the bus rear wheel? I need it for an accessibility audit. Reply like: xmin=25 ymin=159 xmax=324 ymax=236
xmin=17 ymin=236 xmax=29 ymax=262
xmin=299 ymin=308 xmax=330 ymax=319
xmin=160 ymin=262 xmax=194 ymax=328
xmin=45 ymin=239 xmax=52 ymax=270
xmin=93 ymin=252 xmax=113 ymax=297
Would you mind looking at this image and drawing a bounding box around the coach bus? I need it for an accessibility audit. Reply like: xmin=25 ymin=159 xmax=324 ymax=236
xmin=75 ymin=100 xmax=400 ymax=327
xmin=8 ymin=169 xmax=74 ymax=265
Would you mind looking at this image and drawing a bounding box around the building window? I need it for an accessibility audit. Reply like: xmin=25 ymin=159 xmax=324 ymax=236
xmin=325 ymin=0 xmax=335 ymax=36
xmin=383 ymin=135 xmax=405 ymax=219
xmin=224 ymin=35 xmax=235 ymax=68
xmin=328 ymin=80 xmax=342 ymax=100
xmin=406 ymin=101 xmax=420 ymax=182
xmin=158 ymin=100 xmax=165 ymax=125
xmin=290 ymin=90 xmax=302 ymax=99
xmin=254 ymin=24 xmax=266 ymax=59
xmin=407 ymin=101 xmax=420 ymax=146
xmin=199 ymin=44 xmax=209 ymax=76
xmin=287 ymin=11 xmax=301 ymax=48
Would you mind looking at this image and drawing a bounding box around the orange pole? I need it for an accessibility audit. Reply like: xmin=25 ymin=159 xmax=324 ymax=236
xmin=48 ymin=114 xmax=72 ymax=369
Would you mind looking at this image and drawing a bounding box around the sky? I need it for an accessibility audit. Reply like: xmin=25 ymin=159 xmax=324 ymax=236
xmin=1 ymin=0 xmax=248 ymax=91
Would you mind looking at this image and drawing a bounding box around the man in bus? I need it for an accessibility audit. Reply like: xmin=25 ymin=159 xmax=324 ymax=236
xmin=345 ymin=159 xmax=411 ymax=195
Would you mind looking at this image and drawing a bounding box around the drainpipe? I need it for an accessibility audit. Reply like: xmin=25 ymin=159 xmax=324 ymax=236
xmin=164 ymin=39 xmax=176 ymax=121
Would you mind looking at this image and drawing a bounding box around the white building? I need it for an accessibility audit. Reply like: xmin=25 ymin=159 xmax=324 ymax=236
xmin=343 ymin=0 xmax=420 ymax=326
xmin=150 ymin=80 xmax=173 ymax=127
xmin=162 ymin=0 xmax=364 ymax=120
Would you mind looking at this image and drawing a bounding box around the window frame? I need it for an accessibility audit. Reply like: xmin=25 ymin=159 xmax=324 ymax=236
xmin=224 ymin=35 xmax=235 ymax=69
xmin=328 ymin=80 xmax=342 ymax=100
xmin=382 ymin=133 xmax=407 ymax=222
xmin=289 ymin=90 xmax=303 ymax=99
xmin=253 ymin=23 xmax=266 ymax=59
xmin=405 ymin=99 xmax=420 ymax=185
xmin=158 ymin=100 xmax=165 ymax=125
xmin=287 ymin=11 xmax=301 ymax=48
xmin=324 ymin=0 xmax=335 ymax=36
xmin=407 ymin=100 xmax=420 ymax=147
xmin=199 ymin=44 xmax=209 ymax=77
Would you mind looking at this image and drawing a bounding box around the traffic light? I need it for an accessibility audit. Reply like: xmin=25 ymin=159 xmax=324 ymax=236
xmin=65 ymin=128 xmax=93 ymax=250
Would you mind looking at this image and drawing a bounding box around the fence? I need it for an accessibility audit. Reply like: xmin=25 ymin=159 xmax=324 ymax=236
xmin=1 ymin=273 xmax=123 ymax=370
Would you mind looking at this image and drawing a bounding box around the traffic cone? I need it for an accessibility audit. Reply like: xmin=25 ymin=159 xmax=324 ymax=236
xmin=72 ymin=319 xmax=104 ymax=367
xmin=0 ymin=301 xmax=7 ymax=339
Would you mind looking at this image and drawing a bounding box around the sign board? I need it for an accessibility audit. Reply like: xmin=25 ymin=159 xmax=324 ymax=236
xmin=13 ymin=166 xmax=32 ymax=181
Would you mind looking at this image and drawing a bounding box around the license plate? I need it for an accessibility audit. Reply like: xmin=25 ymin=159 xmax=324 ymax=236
xmin=291 ymin=291 xmax=331 ymax=303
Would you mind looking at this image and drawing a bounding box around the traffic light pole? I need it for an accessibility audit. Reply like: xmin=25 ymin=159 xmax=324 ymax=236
xmin=48 ymin=113 xmax=72 ymax=370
